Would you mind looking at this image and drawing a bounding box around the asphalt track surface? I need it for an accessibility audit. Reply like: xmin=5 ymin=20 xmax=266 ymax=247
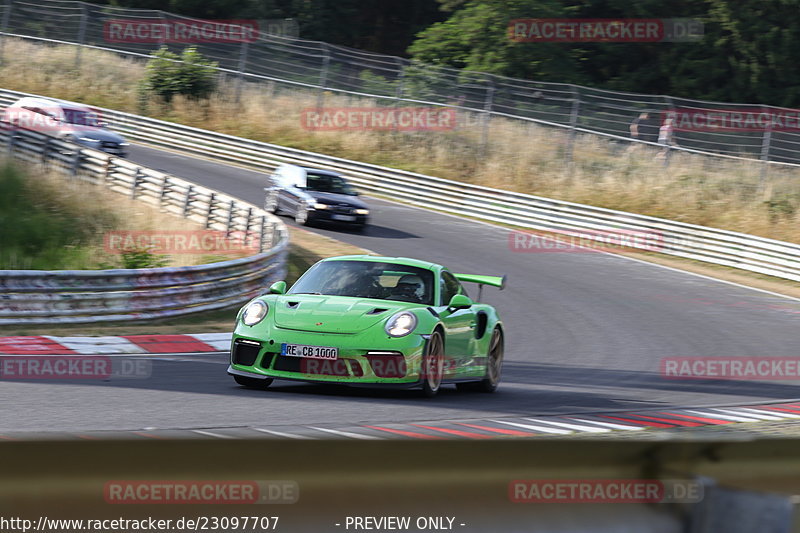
xmin=2 ymin=144 xmax=799 ymax=433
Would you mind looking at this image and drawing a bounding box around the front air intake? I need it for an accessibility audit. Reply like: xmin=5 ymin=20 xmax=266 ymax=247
xmin=231 ymin=339 xmax=261 ymax=366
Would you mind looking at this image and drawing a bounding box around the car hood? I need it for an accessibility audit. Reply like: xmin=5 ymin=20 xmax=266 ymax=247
xmin=306 ymin=191 xmax=368 ymax=209
xmin=272 ymin=295 xmax=411 ymax=334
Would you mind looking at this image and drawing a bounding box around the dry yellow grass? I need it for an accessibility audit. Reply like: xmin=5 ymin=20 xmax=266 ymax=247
xmin=2 ymin=37 xmax=798 ymax=243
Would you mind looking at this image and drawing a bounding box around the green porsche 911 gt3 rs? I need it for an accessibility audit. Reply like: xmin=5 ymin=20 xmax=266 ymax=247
xmin=227 ymin=255 xmax=505 ymax=397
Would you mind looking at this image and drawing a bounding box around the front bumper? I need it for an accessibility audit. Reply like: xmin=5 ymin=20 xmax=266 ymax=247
xmin=228 ymin=329 xmax=427 ymax=386
xmin=308 ymin=209 xmax=368 ymax=225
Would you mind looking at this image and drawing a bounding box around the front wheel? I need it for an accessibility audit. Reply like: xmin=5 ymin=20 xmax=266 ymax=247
xmin=421 ymin=331 xmax=445 ymax=398
xmin=234 ymin=375 xmax=273 ymax=389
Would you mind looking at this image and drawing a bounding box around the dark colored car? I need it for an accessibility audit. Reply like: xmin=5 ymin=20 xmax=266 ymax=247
xmin=264 ymin=164 xmax=370 ymax=229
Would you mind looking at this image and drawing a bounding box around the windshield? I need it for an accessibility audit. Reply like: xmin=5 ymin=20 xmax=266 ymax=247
xmin=62 ymin=108 xmax=101 ymax=127
xmin=303 ymin=172 xmax=357 ymax=195
xmin=288 ymin=260 xmax=435 ymax=305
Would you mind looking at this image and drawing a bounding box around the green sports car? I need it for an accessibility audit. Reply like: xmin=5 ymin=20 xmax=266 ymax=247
xmin=227 ymin=255 xmax=506 ymax=397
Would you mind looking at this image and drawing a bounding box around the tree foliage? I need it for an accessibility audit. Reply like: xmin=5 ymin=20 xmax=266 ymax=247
xmin=140 ymin=47 xmax=218 ymax=103
xmin=408 ymin=0 xmax=800 ymax=106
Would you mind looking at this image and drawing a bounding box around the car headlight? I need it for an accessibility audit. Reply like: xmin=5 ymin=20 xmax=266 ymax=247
xmin=241 ymin=300 xmax=268 ymax=326
xmin=385 ymin=312 xmax=418 ymax=337
xmin=78 ymin=137 xmax=101 ymax=143
xmin=313 ymin=203 xmax=329 ymax=210
xmin=354 ymin=209 xmax=369 ymax=215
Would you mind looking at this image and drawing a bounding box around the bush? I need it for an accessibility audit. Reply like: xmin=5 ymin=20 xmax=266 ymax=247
xmin=140 ymin=47 xmax=218 ymax=103
xmin=119 ymin=248 xmax=171 ymax=269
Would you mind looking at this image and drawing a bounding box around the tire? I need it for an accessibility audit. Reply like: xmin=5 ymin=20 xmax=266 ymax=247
xmin=421 ymin=330 xmax=445 ymax=398
xmin=264 ymin=191 xmax=279 ymax=214
xmin=294 ymin=206 xmax=310 ymax=226
xmin=456 ymin=328 xmax=503 ymax=393
xmin=233 ymin=375 xmax=273 ymax=389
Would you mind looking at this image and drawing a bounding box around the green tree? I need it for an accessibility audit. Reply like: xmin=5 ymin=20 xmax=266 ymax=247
xmin=140 ymin=47 xmax=218 ymax=103
xmin=408 ymin=0 xmax=800 ymax=107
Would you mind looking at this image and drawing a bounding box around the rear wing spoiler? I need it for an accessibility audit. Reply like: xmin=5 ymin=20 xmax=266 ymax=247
xmin=454 ymin=273 xmax=507 ymax=290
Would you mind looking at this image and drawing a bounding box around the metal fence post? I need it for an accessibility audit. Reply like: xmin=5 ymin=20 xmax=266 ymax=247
xmin=74 ymin=2 xmax=88 ymax=69
xmin=0 ymin=0 xmax=12 ymax=66
xmin=205 ymin=192 xmax=216 ymax=228
xmin=759 ymin=106 xmax=773 ymax=188
xmin=225 ymin=199 xmax=235 ymax=236
xmin=259 ymin=216 xmax=266 ymax=253
xmin=182 ymin=185 xmax=193 ymax=217
xmin=565 ymin=87 xmax=581 ymax=165
xmin=317 ymin=43 xmax=330 ymax=109
xmin=394 ymin=57 xmax=406 ymax=102
xmin=234 ymin=38 xmax=249 ymax=102
xmin=5 ymin=131 xmax=15 ymax=156
xmin=159 ymin=175 xmax=170 ymax=206
xmin=130 ymin=167 xmax=140 ymax=198
xmin=480 ymin=77 xmax=495 ymax=150
xmin=40 ymin=136 xmax=49 ymax=165
xmin=70 ymin=148 xmax=82 ymax=176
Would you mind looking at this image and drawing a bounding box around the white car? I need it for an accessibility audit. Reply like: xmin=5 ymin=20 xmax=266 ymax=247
xmin=2 ymin=96 xmax=129 ymax=157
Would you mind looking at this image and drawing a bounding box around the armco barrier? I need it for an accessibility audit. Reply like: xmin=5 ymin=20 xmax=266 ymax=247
xmin=0 ymin=113 xmax=289 ymax=325
xmin=1 ymin=88 xmax=797 ymax=283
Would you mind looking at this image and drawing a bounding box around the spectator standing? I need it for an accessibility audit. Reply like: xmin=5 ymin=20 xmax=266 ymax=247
xmin=657 ymin=117 xmax=678 ymax=158
xmin=630 ymin=112 xmax=659 ymax=143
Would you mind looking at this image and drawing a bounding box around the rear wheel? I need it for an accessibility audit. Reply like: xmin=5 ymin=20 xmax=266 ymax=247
xmin=456 ymin=328 xmax=503 ymax=393
xmin=421 ymin=331 xmax=444 ymax=398
xmin=233 ymin=375 xmax=273 ymax=389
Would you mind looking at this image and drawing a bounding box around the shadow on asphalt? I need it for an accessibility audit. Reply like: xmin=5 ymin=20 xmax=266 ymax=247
xmin=12 ymin=358 xmax=800 ymax=418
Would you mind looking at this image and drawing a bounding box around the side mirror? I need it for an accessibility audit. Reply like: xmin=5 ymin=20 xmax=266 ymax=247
xmin=448 ymin=293 xmax=473 ymax=310
xmin=269 ymin=281 xmax=287 ymax=295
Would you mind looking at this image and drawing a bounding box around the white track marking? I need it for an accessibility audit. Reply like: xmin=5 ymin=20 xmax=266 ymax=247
xmin=523 ymin=418 xmax=610 ymax=433
xmin=308 ymin=427 xmax=383 ymax=440
xmin=192 ymin=430 xmax=236 ymax=439
xmin=490 ymin=420 xmax=571 ymax=435
xmin=736 ymin=407 xmax=800 ymax=419
xmin=252 ymin=428 xmax=314 ymax=439
xmin=711 ymin=408 xmax=785 ymax=421
xmin=684 ymin=410 xmax=762 ymax=422
xmin=565 ymin=418 xmax=646 ymax=431
xmin=191 ymin=333 xmax=234 ymax=351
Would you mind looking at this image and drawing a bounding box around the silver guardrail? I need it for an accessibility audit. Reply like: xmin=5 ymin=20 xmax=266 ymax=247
xmin=0 ymin=113 xmax=289 ymax=325
xmin=1 ymin=87 xmax=798 ymax=285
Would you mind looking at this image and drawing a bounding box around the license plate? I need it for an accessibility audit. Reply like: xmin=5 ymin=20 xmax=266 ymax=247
xmin=281 ymin=343 xmax=338 ymax=360
xmin=331 ymin=214 xmax=356 ymax=222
